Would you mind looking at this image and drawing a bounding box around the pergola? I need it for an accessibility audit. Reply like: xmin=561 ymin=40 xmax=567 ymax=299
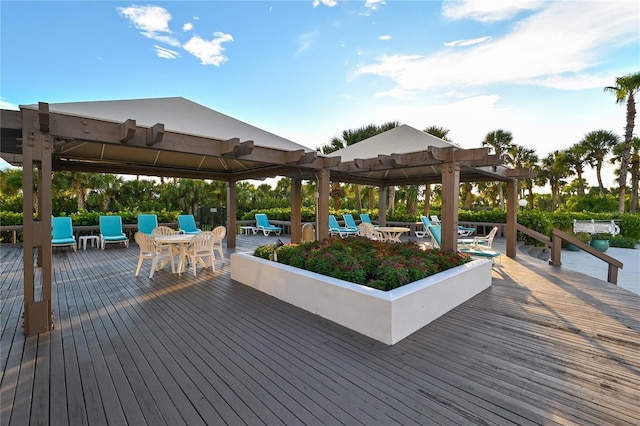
xmin=0 ymin=97 xmax=534 ymax=335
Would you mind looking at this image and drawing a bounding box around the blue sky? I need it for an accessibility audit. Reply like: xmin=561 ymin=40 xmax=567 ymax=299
xmin=2 ymin=0 xmax=638 ymax=188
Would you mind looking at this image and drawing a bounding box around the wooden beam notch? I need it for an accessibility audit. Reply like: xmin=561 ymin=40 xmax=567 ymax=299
xmin=120 ymin=119 xmax=137 ymax=143
xmin=222 ymin=139 xmax=254 ymax=157
xmin=146 ymin=123 xmax=164 ymax=146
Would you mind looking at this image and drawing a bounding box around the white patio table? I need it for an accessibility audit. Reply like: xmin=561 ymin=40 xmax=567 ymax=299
xmin=376 ymin=226 xmax=410 ymax=242
xmin=154 ymin=233 xmax=194 ymax=274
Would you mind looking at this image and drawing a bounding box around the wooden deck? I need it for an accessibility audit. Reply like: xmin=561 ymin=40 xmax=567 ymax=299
xmin=1 ymin=235 xmax=639 ymax=425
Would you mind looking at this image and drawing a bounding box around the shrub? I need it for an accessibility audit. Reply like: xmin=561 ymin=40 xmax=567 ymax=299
xmin=609 ymin=236 xmax=638 ymax=249
xmin=254 ymin=236 xmax=471 ymax=291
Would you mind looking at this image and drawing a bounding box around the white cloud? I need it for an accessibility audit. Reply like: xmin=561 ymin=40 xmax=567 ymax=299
xmin=118 ymin=5 xmax=234 ymax=66
xmin=365 ymin=0 xmax=385 ymax=11
xmin=378 ymin=35 xmax=391 ymax=41
xmin=313 ymin=0 xmax=337 ymax=8
xmin=444 ymin=36 xmax=491 ymax=47
xmin=442 ymin=0 xmax=543 ymax=22
xmin=183 ymin=32 xmax=234 ymax=66
xmin=296 ymin=32 xmax=318 ymax=55
xmin=118 ymin=5 xmax=172 ymax=33
xmin=355 ymin=1 xmax=639 ymax=97
xmin=154 ymin=45 xmax=180 ymax=59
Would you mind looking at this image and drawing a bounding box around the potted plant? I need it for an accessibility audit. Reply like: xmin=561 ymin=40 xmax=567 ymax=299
xmin=590 ymin=232 xmax=611 ymax=252
xmin=566 ymin=232 xmax=591 ymax=251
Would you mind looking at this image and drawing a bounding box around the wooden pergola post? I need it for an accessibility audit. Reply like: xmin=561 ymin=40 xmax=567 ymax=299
xmin=290 ymin=177 xmax=302 ymax=243
xmin=506 ymin=179 xmax=517 ymax=258
xmin=317 ymin=169 xmax=330 ymax=241
xmin=440 ymin=161 xmax=460 ymax=252
xmin=22 ymin=105 xmax=54 ymax=335
xmin=227 ymin=180 xmax=237 ymax=248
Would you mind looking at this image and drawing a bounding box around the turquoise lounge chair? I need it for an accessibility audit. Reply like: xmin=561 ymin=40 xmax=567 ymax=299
xmin=415 ymin=216 xmax=431 ymax=238
xmin=359 ymin=213 xmax=378 ymax=228
xmin=137 ymin=214 xmax=158 ymax=236
xmin=329 ymin=215 xmax=358 ymax=238
xmin=430 ymin=215 xmax=476 ymax=236
xmin=427 ymin=224 xmax=500 ymax=263
xmin=342 ymin=214 xmax=358 ymax=230
xmin=99 ymin=215 xmax=129 ymax=249
xmin=255 ymin=214 xmax=282 ymax=236
xmin=178 ymin=214 xmax=202 ymax=235
xmin=52 ymin=216 xmax=77 ymax=251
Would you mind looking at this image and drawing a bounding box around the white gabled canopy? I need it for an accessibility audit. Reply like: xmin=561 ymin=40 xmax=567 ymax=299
xmin=325 ymin=124 xmax=521 ymax=186
xmin=327 ymin=124 xmax=456 ymax=162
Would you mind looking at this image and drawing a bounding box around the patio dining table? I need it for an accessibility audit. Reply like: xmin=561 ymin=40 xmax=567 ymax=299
xmin=154 ymin=233 xmax=194 ymax=274
xmin=376 ymin=226 xmax=410 ymax=242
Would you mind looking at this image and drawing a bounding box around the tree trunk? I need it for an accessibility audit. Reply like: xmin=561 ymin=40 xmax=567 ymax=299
xmin=631 ymin=160 xmax=639 ymax=212
xmin=596 ymin=159 xmax=606 ymax=196
xmin=388 ymin=186 xmax=396 ymax=216
xmin=576 ymin=169 xmax=585 ymax=197
xmin=354 ymin=184 xmax=362 ymax=212
xmin=423 ymin=184 xmax=431 ymax=216
xmin=618 ymin=93 xmax=636 ymax=213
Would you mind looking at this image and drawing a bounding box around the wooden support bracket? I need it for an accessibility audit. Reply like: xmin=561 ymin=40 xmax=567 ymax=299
xmin=222 ymin=138 xmax=254 ymax=157
xmin=120 ymin=119 xmax=137 ymax=143
xmin=146 ymin=123 xmax=164 ymax=146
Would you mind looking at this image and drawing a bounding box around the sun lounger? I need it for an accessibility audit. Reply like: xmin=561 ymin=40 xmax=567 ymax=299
xmin=329 ymin=215 xmax=358 ymax=238
xmin=255 ymin=214 xmax=282 ymax=236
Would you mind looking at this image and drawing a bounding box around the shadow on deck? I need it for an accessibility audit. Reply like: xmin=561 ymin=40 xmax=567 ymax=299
xmin=1 ymin=234 xmax=639 ymax=425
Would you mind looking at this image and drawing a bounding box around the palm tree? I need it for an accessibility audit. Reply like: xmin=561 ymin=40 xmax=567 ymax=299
xmin=579 ymin=130 xmax=620 ymax=196
xmin=563 ymin=144 xmax=588 ymax=196
xmin=320 ymin=121 xmax=400 ymax=212
xmin=507 ymin=144 xmax=538 ymax=203
xmin=611 ymin=136 xmax=640 ymax=212
xmin=482 ymin=130 xmax=514 ymax=209
xmin=536 ymin=151 xmax=570 ymax=212
xmin=604 ymin=71 xmax=640 ymax=212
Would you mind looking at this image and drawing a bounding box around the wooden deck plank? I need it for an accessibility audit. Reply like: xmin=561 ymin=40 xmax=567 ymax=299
xmin=1 ymin=238 xmax=639 ymax=425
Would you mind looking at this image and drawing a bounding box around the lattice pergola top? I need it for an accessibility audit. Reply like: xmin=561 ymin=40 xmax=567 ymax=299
xmin=325 ymin=124 xmax=532 ymax=186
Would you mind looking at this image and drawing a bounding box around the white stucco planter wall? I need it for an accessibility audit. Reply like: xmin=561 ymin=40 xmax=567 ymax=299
xmin=230 ymin=252 xmax=492 ymax=345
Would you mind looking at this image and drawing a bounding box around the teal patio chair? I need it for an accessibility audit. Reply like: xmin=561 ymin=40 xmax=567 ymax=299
xmin=178 ymin=214 xmax=202 ymax=235
xmin=329 ymin=215 xmax=358 ymax=238
xmin=359 ymin=213 xmax=378 ymax=228
xmin=255 ymin=214 xmax=282 ymax=236
xmin=415 ymin=216 xmax=431 ymax=238
xmin=342 ymin=214 xmax=358 ymax=231
xmin=137 ymin=214 xmax=158 ymax=236
xmin=52 ymin=216 xmax=77 ymax=251
xmin=99 ymin=215 xmax=129 ymax=249
xmin=427 ymin=224 xmax=500 ymax=263
xmin=430 ymin=215 xmax=476 ymax=236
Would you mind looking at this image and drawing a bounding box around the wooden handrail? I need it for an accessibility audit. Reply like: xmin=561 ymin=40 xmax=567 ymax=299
xmin=549 ymin=228 xmax=623 ymax=285
xmin=516 ymin=223 xmax=552 ymax=248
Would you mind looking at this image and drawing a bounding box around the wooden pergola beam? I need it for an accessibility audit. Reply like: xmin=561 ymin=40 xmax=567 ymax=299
xmin=222 ymin=139 xmax=254 ymax=158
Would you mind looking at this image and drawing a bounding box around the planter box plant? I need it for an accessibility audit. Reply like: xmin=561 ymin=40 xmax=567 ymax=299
xmin=231 ymin=238 xmax=492 ymax=345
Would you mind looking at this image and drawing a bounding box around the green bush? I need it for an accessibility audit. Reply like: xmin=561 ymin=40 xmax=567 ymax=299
xmin=620 ymin=214 xmax=640 ymax=239
xmin=609 ymin=236 xmax=638 ymax=249
xmin=254 ymin=237 xmax=471 ymax=291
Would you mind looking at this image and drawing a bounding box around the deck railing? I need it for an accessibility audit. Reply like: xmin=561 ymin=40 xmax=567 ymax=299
xmin=515 ymin=223 xmax=623 ymax=285
xmin=549 ymin=228 xmax=623 ymax=285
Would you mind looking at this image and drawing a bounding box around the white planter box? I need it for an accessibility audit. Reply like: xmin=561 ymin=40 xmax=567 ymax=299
xmin=230 ymin=252 xmax=492 ymax=345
